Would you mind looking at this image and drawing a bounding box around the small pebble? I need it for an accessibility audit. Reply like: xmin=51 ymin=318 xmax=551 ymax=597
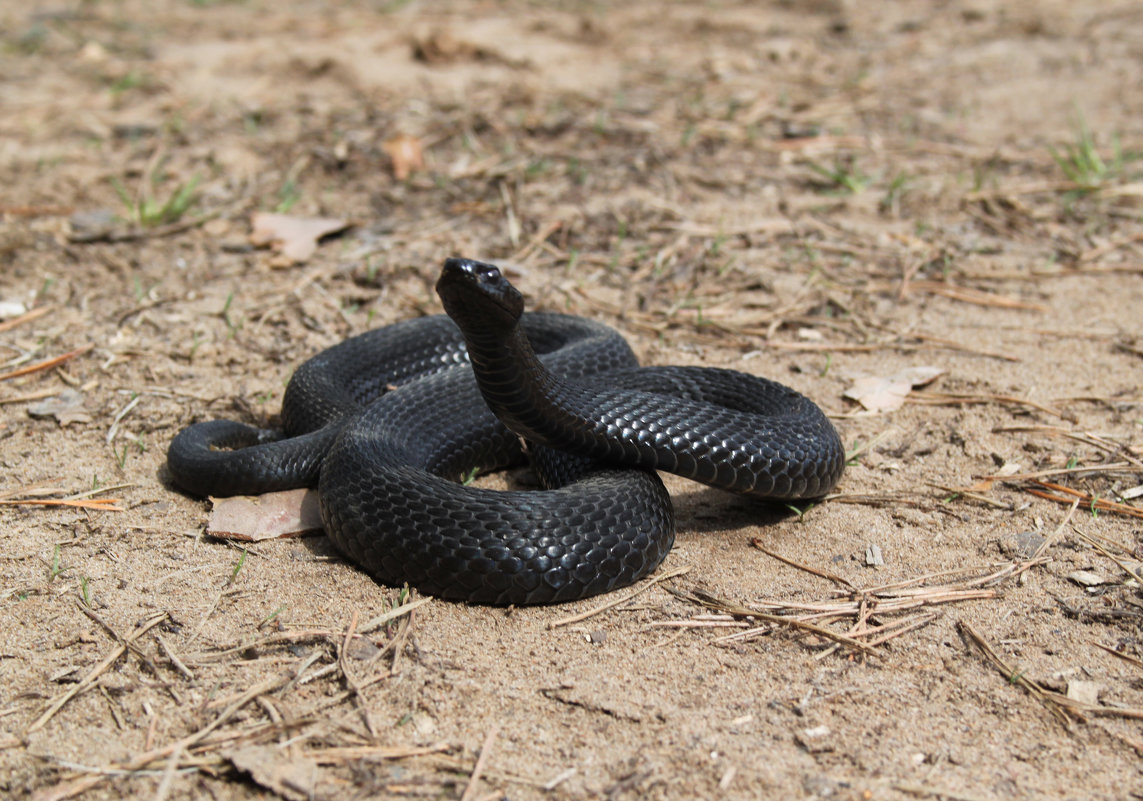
xmin=865 ymin=544 xmax=884 ymax=566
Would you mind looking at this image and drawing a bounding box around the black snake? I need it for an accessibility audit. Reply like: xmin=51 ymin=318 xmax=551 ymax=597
xmin=168 ymin=258 xmax=845 ymax=604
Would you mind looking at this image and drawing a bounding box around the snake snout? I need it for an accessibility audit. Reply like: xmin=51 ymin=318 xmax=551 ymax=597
xmin=437 ymin=258 xmax=525 ymax=327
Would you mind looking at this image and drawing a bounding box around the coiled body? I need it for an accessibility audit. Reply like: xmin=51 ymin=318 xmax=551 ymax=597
xmin=167 ymin=259 xmax=845 ymax=604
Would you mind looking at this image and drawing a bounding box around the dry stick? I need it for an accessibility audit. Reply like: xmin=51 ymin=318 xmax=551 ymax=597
xmin=821 ymin=491 xmax=937 ymax=509
xmin=749 ymin=539 xmax=855 ymax=590
xmin=508 ymin=219 xmax=562 ymax=264
xmin=707 ymin=556 xmax=1036 ymax=650
xmin=1027 ymin=500 xmax=1080 ymax=561
xmin=27 ymin=612 xmax=169 ymax=733
xmin=906 ymin=333 xmax=1019 ymax=362
xmin=76 ymin=602 xmax=165 ymax=681
xmin=0 ymin=205 xmax=73 ymax=217
xmin=979 ymin=462 xmax=1142 ymax=482
xmin=814 ymin=612 xmax=940 ymax=660
xmin=155 ymin=634 xmax=194 ymax=681
xmin=1 ymin=484 xmax=75 ymax=500
xmin=0 ymin=389 xmax=59 ymax=405
xmin=962 ymin=622 xmax=1143 ymax=726
xmin=1027 ymin=483 xmax=1143 ymax=520
xmin=958 ymin=620 xmax=1076 ymax=727
xmin=858 ymin=612 xmax=940 ymax=647
xmin=748 ymin=589 xmax=996 ymax=619
xmin=902 ymin=280 xmax=1048 ymax=311
xmin=427 ymin=753 xmax=553 ymax=790
xmin=305 ymin=743 xmax=450 ymax=764
xmin=0 ymin=344 xmax=93 ymax=382
xmin=32 ymin=673 xmax=290 ymax=801
xmin=764 ymin=341 xmax=882 ymax=354
xmin=927 ymin=482 xmax=1012 ymax=510
xmin=865 ymin=559 xmax=1045 ymax=593
xmin=152 ymin=744 xmax=184 ymax=801
xmin=338 ymin=611 xmax=378 ymax=739
xmin=677 ymin=590 xmax=881 ymax=657
xmin=386 ymin=606 xmax=415 ymax=676
xmin=1079 ymin=231 xmax=1143 ymax=263
xmin=359 ymin=597 xmax=430 ymax=634
xmin=909 ymin=391 xmax=1071 ymax=421
xmin=735 ymin=609 xmax=881 ymax=657
xmin=0 ymin=497 xmax=123 ymax=511
xmin=765 ymin=331 xmax=1018 ymax=362
xmin=1092 ymin=641 xmax=1143 ymax=670
xmin=63 ymin=483 xmax=135 ymax=501
xmin=998 ymin=426 xmax=1143 ymax=468
xmin=0 ymin=305 xmax=54 ymax=333
xmin=106 ymin=393 xmax=142 ymax=444
xmin=1072 ymin=527 xmax=1143 ymax=581
xmin=184 ymin=626 xmax=397 ymax=664
xmin=459 ymin=723 xmax=501 ymax=801
xmin=548 ymin=566 xmax=691 ymax=629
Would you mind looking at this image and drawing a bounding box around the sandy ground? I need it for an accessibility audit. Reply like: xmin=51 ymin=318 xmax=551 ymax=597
xmin=2 ymin=1 xmax=1143 ymax=799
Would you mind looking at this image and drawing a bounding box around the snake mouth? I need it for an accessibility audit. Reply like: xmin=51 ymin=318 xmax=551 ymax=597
xmin=437 ymin=258 xmax=525 ymax=326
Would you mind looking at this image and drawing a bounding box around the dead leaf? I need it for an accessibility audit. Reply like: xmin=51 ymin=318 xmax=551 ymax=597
xmin=383 ymin=134 xmax=425 ymax=181
xmin=249 ymin=212 xmax=350 ymax=265
xmin=207 ymin=489 xmax=323 ymax=541
xmin=223 ymin=746 xmax=317 ymax=801
xmin=411 ymin=30 xmax=482 ymax=64
xmin=843 ymin=366 xmax=945 ymax=413
xmin=27 ymin=389 xmax=90 ymax=426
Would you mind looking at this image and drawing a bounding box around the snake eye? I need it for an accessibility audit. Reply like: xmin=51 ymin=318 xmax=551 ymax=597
xmin=476 ymin=264 xmax=500 ymax=283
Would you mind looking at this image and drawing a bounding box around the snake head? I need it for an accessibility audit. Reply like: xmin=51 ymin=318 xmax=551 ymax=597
xmin=437 ymin=258 xmax=525 ymax=330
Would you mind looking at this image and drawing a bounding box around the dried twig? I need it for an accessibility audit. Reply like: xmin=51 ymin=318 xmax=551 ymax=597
xmin=0 ymin=305 xmax=54 ymax=333
xmin=1092 ymin=642 xmax=1143 ymax=670
xmin=27 ymin=612 xmax=169 ymax=734
xmin=459 ymin=723 xmax=501 ymax=801
xmin=902 ymin=280 xmax=1047 ymax=311
xmin=0 ymin=497 xmax=123 ymax=511
xmin=669 ymin=588 xmax=881 ymax=657
xmin=338 ymin=611 xmax=378 ymax=739
xmin=1071 ymin=527 xmax=1143 ymax=580
xmin=1026 ymin=481 xmax=1143 ymax=519
xmin=33 ymin=673 xmax=291 ymax=801
xmin=548 ymin=566 xmax=690 ymax=629
xmin=909 ymin=391 xmax=1072 ymax=421
xmin=979 ymin=462 xmax=1143 ymax=483
xmin=958 ymin=620 xmax=1077 ymax=726
xmin=0 ymin=344 xmax=93 ymax=382
xmin=749 ymin=539 xmax=855 ymax=590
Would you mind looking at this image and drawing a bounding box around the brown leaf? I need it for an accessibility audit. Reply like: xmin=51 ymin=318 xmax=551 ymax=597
xmin=223 ymin=746 xmax=317 ymax=801
xmin=207 ymin=489 xmax=323 ymax=541
xmin=843 ymin=366 xmax=945 ymax=413
xmin=26 ymin=389 xmax=91 ymax=426
xmin=382 ymin=134 xmax=425 ymax=181
xmin=249 ymin=212 xmax=350 ymax=265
